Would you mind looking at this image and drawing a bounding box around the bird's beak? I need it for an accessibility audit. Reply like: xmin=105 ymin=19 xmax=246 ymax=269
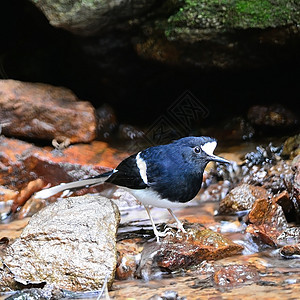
xmin=209 ymin=154 xmax=231 ymax=164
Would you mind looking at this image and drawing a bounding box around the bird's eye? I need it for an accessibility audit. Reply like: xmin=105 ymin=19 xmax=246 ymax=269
xmin=194 ymin=146 xmax=201 ymax=154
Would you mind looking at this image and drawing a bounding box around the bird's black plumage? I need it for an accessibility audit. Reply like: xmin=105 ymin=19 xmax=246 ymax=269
xmin=105 ymin=154 xmax=148 ymax=189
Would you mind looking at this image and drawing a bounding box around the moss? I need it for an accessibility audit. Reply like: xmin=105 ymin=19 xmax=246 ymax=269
xmin=164 ymin=0 xmax=300 ymax=40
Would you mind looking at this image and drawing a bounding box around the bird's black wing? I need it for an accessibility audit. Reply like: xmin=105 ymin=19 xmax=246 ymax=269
xmin=105 ymin=153 xmax=148 ymax=189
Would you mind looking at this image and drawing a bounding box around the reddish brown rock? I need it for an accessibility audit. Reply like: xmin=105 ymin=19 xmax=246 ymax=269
xmin=279 ymin=243 xmax=300 ymax=258
xmin=0 ymin=136 xmax=128 ymax=213
xmin=246 ymin=198 xmax=288 ymax=246
xmin=0 ymin=79 xmax=96 ymax=143
xmin=138 ymin=226 xmax=243 ymax=276
xmin=218 ymin=184 xmax=269 ymax=215
xmin=213 ymin=264 xmax=260 ymax=289
xmin=0 ymin=137 xmax=37 ymax=190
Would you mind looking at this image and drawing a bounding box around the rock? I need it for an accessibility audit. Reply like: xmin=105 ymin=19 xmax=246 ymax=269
xmin=273 ymin=191 xmax=298 ymax=223
xmin=4 ymin=285 xmax=64 ymax=300
xmin=291 ymin=155 xmax=300 ymax=210
xmin=135 ymin=1 xmax=300 ymax=69
xmin=0 ymin=136 xmax=127 ymax=211
xmin=282 ymin=134 xmax=300 ymax=159
xmin=0 ymin=136 xmax=129 ymax=215
xmin=279 ymin=243 xmax=300 ymax=258
xmin=242 ymin=158 xmax=293 ymax=195
xmin=30 ymin=0 xmax=156 ymax=36
xmin=148 ymin=290 xmax=185 ymax=300
xmin=0 ymin=262 xmax=17 ymax=292
xmin=2 ymin=195 xmax=120 ymax=291
xmin=218 ymin=184 xmax=269 ymax=215
xmin=213 ymin=264 xmax=260 ymax=289
xmin=246 ymin=198 xmax=288 ymax=246
xmin=137 ymin=225 xmax=243 ymax=278
xmin=0 ymin=79 xmax=96 ymax=143
xmin=0 ymin=137 xmax=36 ymax=190
xmin=116 ymin=239 xmax=143 ymax=280
xmin=277 ymin=227 xmax=300 ymax=246
xmin=10 ymin=179 xmax=46 ymax=213
xmin=247 ymin=104 xmax=298 ymax=128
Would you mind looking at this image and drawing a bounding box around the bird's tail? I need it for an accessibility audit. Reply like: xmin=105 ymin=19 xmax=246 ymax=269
xmin=34 ymin=170 xmax=114 ymax=199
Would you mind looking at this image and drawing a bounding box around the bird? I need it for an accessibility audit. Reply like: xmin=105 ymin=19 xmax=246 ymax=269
xmin=35 ymin=136 xmax=230 ymax=242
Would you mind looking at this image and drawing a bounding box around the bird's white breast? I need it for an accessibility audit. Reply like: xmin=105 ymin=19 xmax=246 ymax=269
xmin=129 ymin=188 xmax=187 ymax=208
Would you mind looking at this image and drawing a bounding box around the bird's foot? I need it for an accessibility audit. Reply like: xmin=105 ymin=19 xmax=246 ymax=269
xmin=176 ymin=222 xmax=187 ymax=234
xmin=153 ymin=227 xmax=173 ymax=243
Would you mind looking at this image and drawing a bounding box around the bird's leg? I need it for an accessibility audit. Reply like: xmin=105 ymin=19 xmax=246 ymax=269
xmin=144 ymin=205 xmax=167 ymax=242
xmin=167 ymin=208 xmax=187 ymax=233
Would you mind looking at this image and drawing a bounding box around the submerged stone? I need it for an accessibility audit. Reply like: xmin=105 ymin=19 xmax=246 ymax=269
xmin=213 ymin=264 xmax=260 ymax=289
xmin=2 ymin=195 xmax=120 ymax=291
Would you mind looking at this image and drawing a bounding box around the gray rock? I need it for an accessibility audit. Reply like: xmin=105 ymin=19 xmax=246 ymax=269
xmin=30 ymin=0 xmax=156 ymax=36
xmin=2 ymin=195 xmax=120 ymax=291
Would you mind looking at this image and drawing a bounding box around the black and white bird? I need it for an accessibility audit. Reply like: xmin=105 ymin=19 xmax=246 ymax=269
xmin=35 ymin=136 xmax=230 ymax=242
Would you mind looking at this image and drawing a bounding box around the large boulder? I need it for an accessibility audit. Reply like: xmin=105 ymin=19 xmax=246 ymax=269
xmin=1 ymin=195 xmax=120 ymax=291
xmin=30 ymin=0 xmax=156 ymax=35
xmin=0 ymin=79 xmax=96 ymax=143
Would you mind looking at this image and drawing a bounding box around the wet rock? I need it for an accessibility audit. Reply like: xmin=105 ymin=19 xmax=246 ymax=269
xmin=10 ymin=179 xmax=46 ymax=213
xmin=277 ymin=227 xmax=300 ymax=246
xmin=30 ymin=0 xmax=156 ymax=36
xmin=291 ymin=155 xmax=300 ymax=209
xmin=218 ymin=184 xmax=269 ymax=215
xmin=0 ymin=137 xmax=36 ymax=190
xmin=213 ymin=264 xmax=260 ymax=289
xmin=116 ymin=239 xmax=143 ymax=280
xmin=138 ymin=225 xmax=243 ymax=278
xmin=0 ymin=79 xmax=96 ymax=143
xmin=2 ymin=195 xmax=120 ymax=291
xmin=198 ymin=181 xmax=231 ymax=203
xmin=148 ymin=290 xmax=186 ymax=300
xmin=0 ymin=136 xmax=126 ymax=199
xmin=273 ymin=191 xmax=298 ymax=223
xmin=4 ymin=284 xmax=63 ymax=300
xmin=282 ymin=134 xmax=300 ymax=159
xmin=135 ymin=1 xmax=300 ymax=69
xmin=246 ymin=198 xmax=288 ymax=246
xmin=279 ymin=243 xmax=300 ymax=258
xmin=0 ymin=262 xmax=18 ymax=292
xmin=247 ymin=104 xmax=298 ymax=129
xmin=242 ymin=156 xmax=293 ymax=195
xmin=244 ymin=143 xmax=282 ymax=168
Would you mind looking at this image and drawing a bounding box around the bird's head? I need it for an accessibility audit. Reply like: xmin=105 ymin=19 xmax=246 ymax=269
xmin=173 ymin=136 xmax=230 ymax=170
